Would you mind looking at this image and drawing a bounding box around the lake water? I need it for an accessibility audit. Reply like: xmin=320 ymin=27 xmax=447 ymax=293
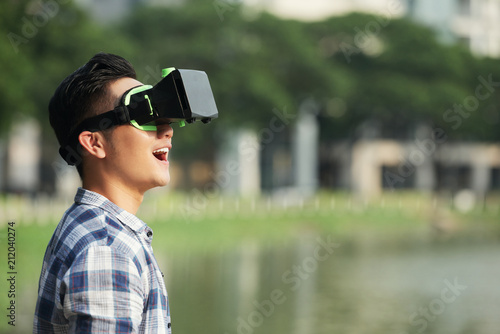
xmin=7 ymin=232 xmax=500 ymax=334
xmin=164 ymin=234 xmax=500 ymax=334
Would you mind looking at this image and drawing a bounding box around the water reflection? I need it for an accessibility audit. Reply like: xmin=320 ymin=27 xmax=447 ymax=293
xmin=6 ymin=233 xmax=498 ymax=334
xmin=164 ymin=235 xmax=500 ymax=334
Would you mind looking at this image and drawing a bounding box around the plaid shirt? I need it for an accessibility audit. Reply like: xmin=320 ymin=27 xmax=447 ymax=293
xmin=33 ymin=188 xmax=171 ymax=333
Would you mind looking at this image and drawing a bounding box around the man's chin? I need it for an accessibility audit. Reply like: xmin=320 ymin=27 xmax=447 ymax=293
xmin=155 ymin=174 xmax=170 ymax=188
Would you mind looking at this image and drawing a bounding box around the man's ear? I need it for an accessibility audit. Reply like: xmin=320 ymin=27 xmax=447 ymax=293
xmin=78 ymin=131 xmax=107 ymax=160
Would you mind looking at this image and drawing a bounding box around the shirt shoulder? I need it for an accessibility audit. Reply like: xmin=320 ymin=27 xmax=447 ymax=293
xmin=48 ymin=202 xmax=146 ymax=276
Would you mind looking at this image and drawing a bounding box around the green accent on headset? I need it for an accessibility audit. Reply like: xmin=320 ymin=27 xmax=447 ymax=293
xmin=124 ymin=85 xmax=156 ymax=131
xmin=144 ymin=94 xmax=154 ymax=116
xmin=162 ymin=67 xmax=176 ymax=78
xmin=124 ymin=85 xmax=153 ymax=105
xmin=179 ymin=120 xmax=186 ymax=127
xmin=130 ymin=120 xmax=158 ymax=131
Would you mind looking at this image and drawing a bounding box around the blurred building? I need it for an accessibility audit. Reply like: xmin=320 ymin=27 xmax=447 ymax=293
xmin=329 ymin=140 xmax=500 ymax=199
xmin=406 ymin=0 xmax=500 ymax=57
xmin=254 ymin=122 xmax=500 ymax=199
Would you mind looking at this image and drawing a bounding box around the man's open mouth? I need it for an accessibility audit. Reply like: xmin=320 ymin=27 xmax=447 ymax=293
xmin=153 ymin=147 xmax=169 ymax=162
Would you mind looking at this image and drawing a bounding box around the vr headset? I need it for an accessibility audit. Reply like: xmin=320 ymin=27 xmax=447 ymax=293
xmin=60 ymin=68 xmax=219 ymax=165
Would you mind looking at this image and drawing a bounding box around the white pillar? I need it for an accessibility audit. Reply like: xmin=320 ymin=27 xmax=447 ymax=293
xmin=6 ymin=119 xmax=41 ymax=193
xmin=216 ymin=129 xmax=261 ymax=196
xmin=293 ymin=101 xmax=319 ymax=197
xmin=471 ymin=145 xmax=491 ymax=197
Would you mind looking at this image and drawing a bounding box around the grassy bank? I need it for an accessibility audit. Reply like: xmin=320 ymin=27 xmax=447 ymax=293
xmin=138 ymin=190 xmax=500 ymax=253
xmin=2 ymin=190 xmax=500 ymax=253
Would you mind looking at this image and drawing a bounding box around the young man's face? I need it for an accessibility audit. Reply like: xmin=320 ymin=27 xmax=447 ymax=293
xmin=102 ymin=77 xmax=173 ymax=193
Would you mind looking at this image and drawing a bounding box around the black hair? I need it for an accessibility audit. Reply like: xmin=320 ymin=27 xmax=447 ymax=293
xmin=49 ymin=52 xmax=136 ymax=178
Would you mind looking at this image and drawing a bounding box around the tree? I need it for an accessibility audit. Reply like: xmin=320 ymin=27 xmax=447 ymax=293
xmin=0 ymin=0 xmax=136 ymax=135
xmin=119 ymin=0 xmax=353 ymax=159
xmin=305 ymin=12 xmax=500 ymax=141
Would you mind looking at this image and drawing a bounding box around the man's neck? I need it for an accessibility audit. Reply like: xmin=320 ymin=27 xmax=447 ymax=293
xmin=82 ymin=180 xmax=144 ymax=215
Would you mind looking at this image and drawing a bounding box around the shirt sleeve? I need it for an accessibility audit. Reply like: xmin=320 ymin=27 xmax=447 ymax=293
xmin=61 ymin=246 xmax=144 ymax=333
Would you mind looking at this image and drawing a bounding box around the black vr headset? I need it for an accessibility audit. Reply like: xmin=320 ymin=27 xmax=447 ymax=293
xmin=59 ymin=68 xmax=219 ymax=165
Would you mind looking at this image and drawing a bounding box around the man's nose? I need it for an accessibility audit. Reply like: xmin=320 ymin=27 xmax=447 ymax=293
xmin=157 ymin=123 xmax=173 ymax=139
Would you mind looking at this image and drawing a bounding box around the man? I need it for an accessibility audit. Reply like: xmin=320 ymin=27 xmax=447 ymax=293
xmin=33 ymin=53 xmax=174 ymax=333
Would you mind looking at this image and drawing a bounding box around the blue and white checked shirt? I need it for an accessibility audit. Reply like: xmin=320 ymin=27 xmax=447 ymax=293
xmin=33 ymin=188 xmax=171 ymax=333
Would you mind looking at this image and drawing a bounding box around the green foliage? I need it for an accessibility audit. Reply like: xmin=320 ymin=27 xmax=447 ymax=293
xmin=304 ymin=12 xmax=500 ymax=140
xmin=1 ymin=2 xmax=500 ymax=145
xmin=0 ymin=0 xmax=134 ymax=138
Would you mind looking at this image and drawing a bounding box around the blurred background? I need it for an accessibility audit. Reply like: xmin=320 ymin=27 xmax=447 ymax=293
xmin=1 ymin=0 xmax=500 ymax=333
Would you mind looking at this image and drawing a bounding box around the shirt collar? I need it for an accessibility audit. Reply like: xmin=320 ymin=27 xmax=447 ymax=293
xmin=74 ymin=187 xmax=150 ymax=236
